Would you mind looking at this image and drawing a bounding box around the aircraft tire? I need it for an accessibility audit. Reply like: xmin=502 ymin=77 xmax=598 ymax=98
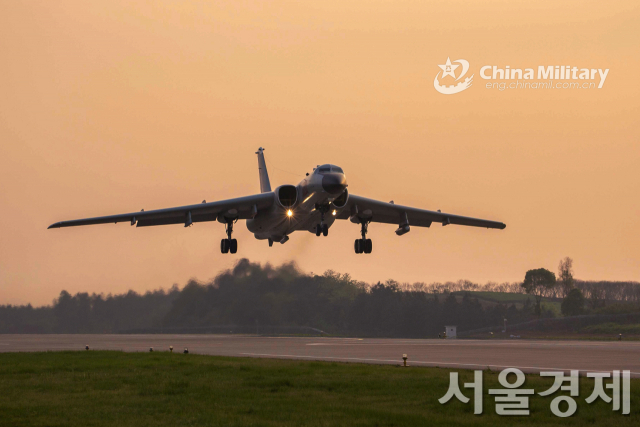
xmin=316 ymin=225 xmax=322 ymax=236
xmin=230 ymin=239 xmax=238 ymax=254
xmin=364 ymin=239 xmax=372 ymax=254
xmin=354 ymin=239 xmax=363 ymax=254
xmin=322 ymin=224 xmax=329 ymax=236
xmin=221 ymin=239 xmax=229 ymax=254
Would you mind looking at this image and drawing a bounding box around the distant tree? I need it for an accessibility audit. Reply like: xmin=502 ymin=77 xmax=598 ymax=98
xmin=521 ymin=268 xmax=556 ymax=317
xmin=587 ymin=286 xmax=606 ymax=310
xmin=561 ymin=288 xmax=586 ymax=316
xmin=557 ymin=257 xmax=575 ymax=298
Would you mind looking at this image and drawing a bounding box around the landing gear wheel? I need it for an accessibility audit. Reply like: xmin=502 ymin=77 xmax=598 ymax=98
xmin=221 ymin=219 xmax=237 ymax=254
xmin=354 ymin=220 xmax=372 ymax=254
xmin=315 ymin=205 xmax=330 ymax=237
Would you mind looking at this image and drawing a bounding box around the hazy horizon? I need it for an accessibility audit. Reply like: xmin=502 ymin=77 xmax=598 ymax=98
xmin=1 ymin=1 xmax=638 ymax=306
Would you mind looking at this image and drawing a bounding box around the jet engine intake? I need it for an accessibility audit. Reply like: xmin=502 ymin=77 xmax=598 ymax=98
xmin=332 ymin=189 xmax=349 ymax=208
xmin=275 ymin=185 xmax=298 ymax=209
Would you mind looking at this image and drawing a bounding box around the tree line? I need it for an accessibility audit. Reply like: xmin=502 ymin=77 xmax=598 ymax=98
xmin=0 ymin=258 xmax=637 ymax=336
xmin=1 ymin=259 xmax=532 ymax=336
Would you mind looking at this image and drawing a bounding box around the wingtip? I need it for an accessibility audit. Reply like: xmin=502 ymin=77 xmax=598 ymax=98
xmin=47 ymin=223 xmax=60 ymax=229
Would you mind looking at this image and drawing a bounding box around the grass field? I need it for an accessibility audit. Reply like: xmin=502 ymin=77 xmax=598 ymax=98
xmin=453 ymin=291 xmax=535 ymax=304
xmin=453 ymin=291 xmax=562 ymax=315
xmin=0 ymin=351 xmax=636 ymax=426
xmin=584 ymin=323 xmax=640 ymax=335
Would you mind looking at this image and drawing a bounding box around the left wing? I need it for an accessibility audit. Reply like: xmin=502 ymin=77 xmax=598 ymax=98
xmin=48 ymin=192 xmax=274 ymax=229
xmin=336 ymin=194 xmax=506 ymax=231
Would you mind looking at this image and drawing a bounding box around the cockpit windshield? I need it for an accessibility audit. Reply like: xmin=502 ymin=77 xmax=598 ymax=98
xmin=315 ymin=165 xmax=344 ymax=174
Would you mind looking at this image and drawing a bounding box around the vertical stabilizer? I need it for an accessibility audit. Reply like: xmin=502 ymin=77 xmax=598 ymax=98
xmin=255 ymin=147 xmax=272 ymax=193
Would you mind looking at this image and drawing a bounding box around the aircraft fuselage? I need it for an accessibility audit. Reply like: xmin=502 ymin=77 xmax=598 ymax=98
xmin=246 ymin=166 xmax=348 ymax=242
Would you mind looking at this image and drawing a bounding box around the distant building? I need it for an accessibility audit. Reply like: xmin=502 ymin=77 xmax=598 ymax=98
xmin=445 ymin=325 xmax=457 ymax=339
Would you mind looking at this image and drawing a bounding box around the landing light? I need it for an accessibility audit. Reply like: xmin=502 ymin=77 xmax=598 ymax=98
xmin=287 ymin=209 xmax=293 ymax=217
xmin=332 ymin=210 xmax=336 ymax=216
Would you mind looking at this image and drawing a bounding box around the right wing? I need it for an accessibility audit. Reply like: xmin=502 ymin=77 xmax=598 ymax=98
xmin=48 ymin=192 xmax=274 ymax=229
xmin=337 ymin=194 xmax=506 ymax=230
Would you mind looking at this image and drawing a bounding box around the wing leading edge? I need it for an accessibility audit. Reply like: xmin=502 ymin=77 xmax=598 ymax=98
xmin=336 ymin=194 xmax=506 ymax=230
xmin=48 ymin=193 xmax=274 ymax=229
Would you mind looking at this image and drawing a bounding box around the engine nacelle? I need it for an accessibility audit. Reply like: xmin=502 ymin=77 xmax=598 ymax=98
xmin=332 ymin=189 xmax=349 ymax=208
xmin=275 ymin=185 xmax=298 ymax=209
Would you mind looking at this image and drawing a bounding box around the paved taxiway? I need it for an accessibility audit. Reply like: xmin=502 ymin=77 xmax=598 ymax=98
xmin=1 ymin=335 xmax=638 ymax=376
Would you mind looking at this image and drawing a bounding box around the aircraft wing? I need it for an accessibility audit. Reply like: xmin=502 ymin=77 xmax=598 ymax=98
xmin=337 ymin=194 xmax=506 ymax=230
xmin=48 ymin=192 xmax=275 ymax=229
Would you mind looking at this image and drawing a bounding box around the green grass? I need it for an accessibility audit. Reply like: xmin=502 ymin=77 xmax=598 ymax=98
xmin=455 ymin=291 xmax=560 ymax=306
xmin=541 ymin=301 xmax=562 ymax=316
xmin=455 ymin=291 xmax=535 ymax=304
xmin=584 ymin=323 xmax=640 ymax=335
xmin=0 ymin=351 xmax=637 ymax=426
xmin=454 ymin=291 xmax=562 ymax=315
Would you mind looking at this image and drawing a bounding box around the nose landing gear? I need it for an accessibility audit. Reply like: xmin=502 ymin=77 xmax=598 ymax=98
xmin=315 ymin=223 xmax=329 ymax=237
xmin=354 ymin=220 xmax=372 ymax=254
xmin=220 ymin=219 xmax=238 ymax=254
xmin=315 ymin=205 xmax=330 ymax=237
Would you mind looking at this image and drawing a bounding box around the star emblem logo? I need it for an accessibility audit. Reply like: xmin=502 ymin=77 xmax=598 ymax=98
xmin=433 ymin=57 xmax=474 ymax=95
xmin=438 ymin=57 xmax=459 ymax=79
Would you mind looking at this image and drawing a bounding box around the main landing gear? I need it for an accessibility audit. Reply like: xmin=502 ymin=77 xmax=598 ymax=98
xmin=315 ymin=205 xmax=329 ymax=237
xmin=354 ymin=220 xmax=372 ymax=254
xmin=315 ymin=223 xmax=328 ymax=237
xmin=220 ymin=220 xmax=238 ymax=254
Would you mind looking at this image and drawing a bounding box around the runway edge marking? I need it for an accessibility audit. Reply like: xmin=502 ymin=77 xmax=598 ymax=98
xmin=239 ymin=352 xmax=640 ymax=377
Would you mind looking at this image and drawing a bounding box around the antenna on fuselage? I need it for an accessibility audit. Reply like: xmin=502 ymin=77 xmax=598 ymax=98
xmin=255 ymin=147 xmax=272 ymax=193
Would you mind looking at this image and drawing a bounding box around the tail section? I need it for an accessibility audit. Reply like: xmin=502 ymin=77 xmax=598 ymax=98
xmin=255 ymin=147 xmax=272 ymax=193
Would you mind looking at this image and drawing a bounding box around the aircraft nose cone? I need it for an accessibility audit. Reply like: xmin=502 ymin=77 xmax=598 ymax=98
xmin=322 ymin=174 xmax=347 ymax=195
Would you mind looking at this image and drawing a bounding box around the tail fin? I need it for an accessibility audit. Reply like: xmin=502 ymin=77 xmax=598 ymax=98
xmin=255 ymin=147 xmax=272 ymax=193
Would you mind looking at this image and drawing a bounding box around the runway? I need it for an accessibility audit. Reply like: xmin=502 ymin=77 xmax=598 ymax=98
xmin=2 ymin=334 xmax=639 ymax=377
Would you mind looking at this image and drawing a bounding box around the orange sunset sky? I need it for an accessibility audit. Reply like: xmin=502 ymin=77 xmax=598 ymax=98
xmin=1 ymin=1 xmax=638 ymax=306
